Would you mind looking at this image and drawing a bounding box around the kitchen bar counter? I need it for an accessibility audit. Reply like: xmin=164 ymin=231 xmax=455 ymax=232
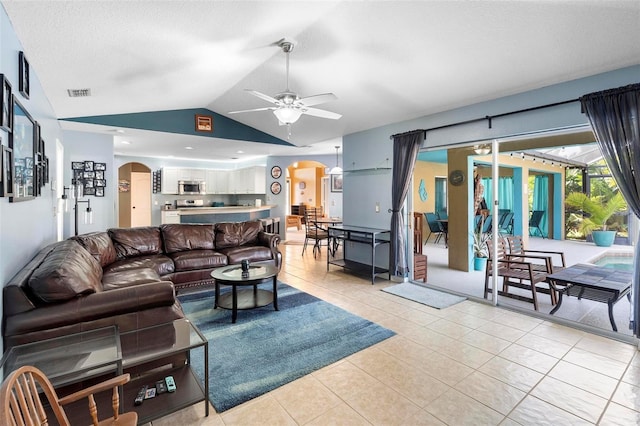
xmin=161 ymin=205 xmax=274 ymax=224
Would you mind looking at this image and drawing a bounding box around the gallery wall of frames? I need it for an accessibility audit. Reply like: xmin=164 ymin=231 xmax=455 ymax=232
xmin=0 ymin=51 xmax=50 ymax=202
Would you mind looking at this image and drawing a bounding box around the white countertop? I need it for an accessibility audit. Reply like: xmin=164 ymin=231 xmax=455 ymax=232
xmin=171 ymin=205 xmax=275 ymax=215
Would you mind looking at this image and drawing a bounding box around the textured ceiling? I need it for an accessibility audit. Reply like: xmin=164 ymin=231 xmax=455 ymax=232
xmin=2 ymin=0 xmax=639 ymax=161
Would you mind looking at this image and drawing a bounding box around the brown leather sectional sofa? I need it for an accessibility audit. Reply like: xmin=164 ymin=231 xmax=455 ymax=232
xmin=2 ymin=220 xmax=281 ymax=350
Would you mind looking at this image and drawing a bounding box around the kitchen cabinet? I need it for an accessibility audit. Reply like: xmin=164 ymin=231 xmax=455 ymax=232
xmin=161 ymin=210 xmax=181 ymax=224
xmin=205 ymin=170 xmax=229 ymax=194
xmin=178 ymin=168 xmax=205 ymax=181
xmin=161 ymin=168 xmax=179 ymax=194
xmin=230 ymin=166 xmax=265 ymax=194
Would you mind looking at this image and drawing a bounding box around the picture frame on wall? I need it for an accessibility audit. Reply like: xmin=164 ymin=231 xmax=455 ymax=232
xmin=330 ymin=174 xmax=343 ymax=192
xmin=1 ymin=146 xmax=14 ymax=197
xmin=0 ymin=74 xmax=12 ymax=132
xmin=72 ymin=161 xmax=84 ymax=170
xmin=18 ymin=52 xmax=29 ymax=99
xmin=94 ymin=162 xmax=106 ymax=171
xmin=95 ymin=187 xmax=104 ymax=197
xmin=195 ymin=114 xmax=213 ymax=132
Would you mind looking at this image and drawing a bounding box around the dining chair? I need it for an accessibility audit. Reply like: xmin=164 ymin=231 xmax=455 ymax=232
xmin=529 ymin=210 xmax=546 ymax=238
xmin=424 ymin=213 xmax=444 ymax=244
xmin=302 ymin=207 xmax=329 ymax=258
xmin=0 ymin=365 xmax=137 ymax=426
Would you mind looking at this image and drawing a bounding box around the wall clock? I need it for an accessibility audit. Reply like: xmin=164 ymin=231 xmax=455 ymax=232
xmin=449 ymin=169 xmax=465 ymax=186
xmin=270 ymin=166 xmax=282 ymax=179
xmin=270 ymin=181 xmax=281 ymax=195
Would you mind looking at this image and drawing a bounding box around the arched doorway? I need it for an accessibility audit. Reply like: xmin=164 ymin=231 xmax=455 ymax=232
xmin=118 ymin=162 xmax=151 ymax=227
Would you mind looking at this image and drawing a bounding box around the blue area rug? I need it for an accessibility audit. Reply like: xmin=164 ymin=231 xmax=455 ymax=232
xmin=382 ymin=282 xmax=466 ymax=309
xmin=178 ymin=283 xmax=395 ymax=412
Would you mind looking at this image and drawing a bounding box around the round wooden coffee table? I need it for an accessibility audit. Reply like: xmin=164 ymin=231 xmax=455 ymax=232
xmin=211 ymin=263 xmax=279 ymax=323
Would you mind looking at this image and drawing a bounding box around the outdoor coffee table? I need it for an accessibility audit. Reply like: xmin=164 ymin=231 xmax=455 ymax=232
xmin=211 ymin=263 xmax=279 ymax=323
xmin=547 ymin=263 xmax=632 ymax=331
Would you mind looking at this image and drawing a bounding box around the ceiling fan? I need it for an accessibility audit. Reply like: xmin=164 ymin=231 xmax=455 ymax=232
xmin=229 ymin=39 xmax=341 ymax=132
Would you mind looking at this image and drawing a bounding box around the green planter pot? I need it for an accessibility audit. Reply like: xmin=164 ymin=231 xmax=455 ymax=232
xmin=592 ymin=230 xmax=617 ymax=247
xmin=473 ymin=257 xmax=488 ymax=271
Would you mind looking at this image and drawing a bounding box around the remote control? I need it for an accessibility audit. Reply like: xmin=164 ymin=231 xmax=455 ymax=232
xmin=134 ymin=385 xmax=147 ymax=406
xmin=156 ymin=379 xmax=167 ymax=394
xmin=165 ymin=375 xmax=176 ymax=392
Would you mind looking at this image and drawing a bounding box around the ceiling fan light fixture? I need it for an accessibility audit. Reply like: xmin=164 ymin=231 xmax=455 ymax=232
xmin=273 ymin=107 xmax=302 ymax=124
xmin=473 ymin=144 xmax=491 ymax=155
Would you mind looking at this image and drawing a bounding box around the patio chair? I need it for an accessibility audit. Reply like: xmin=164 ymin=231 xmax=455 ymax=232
xmin=424 ymin=212 xmax=444 ymax=244
xmin=498 ymin=211 xmax=514 ymax=236
xmin=484 ymin=237 xmax=553 ymax=311
xmin=529 ymin=210 xmax=546 ymax=238
xmin=302 ymin=207 xmax=329 ymax=258
xmin=0 ymin=365 xmax=136 ymax=426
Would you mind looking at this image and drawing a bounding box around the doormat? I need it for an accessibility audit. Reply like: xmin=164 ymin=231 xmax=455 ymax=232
xmin=382 ymin=282 xmax=466 ymax=309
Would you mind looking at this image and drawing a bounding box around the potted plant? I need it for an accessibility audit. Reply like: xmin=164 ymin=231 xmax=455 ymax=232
xmin=472 ymin=215 xmax=491 ymax=270
xmin=565 ymin=191 xmax=627 ymax=247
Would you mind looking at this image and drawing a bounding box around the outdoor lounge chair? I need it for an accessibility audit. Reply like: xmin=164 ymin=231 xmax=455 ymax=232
xmin=529 ymin=210 xmax=546 ymax=238
xmin=424 ymin=212 xmax=444 ymax=244
xmin=484 ymin=238 xmax=554 ymax=311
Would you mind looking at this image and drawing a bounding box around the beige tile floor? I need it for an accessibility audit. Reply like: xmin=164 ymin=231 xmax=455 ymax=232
xmin=153 ymin=243 xmax=640 ymax=425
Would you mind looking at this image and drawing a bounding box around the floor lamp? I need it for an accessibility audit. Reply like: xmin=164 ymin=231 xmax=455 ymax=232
xmin=61 ymin=179 xmax=93 ymax=236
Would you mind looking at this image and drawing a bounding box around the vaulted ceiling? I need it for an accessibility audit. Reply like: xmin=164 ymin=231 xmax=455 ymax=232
xmin=3 ymin=1 xmax=639 ymax=161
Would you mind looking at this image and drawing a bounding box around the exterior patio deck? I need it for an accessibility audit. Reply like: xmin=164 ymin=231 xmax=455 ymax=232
xmin=421 ymin=237 xmax=635 ymax=337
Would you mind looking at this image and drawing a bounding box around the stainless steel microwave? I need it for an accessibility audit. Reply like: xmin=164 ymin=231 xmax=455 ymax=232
xmin=178 ymin=180 xmax=206 ymax=195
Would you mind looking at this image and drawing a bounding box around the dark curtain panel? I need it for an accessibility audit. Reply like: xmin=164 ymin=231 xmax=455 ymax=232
xmin=580 ymin=83 xmax=640 ymax=335
xmin=390 ymin=130 xmax=425 ymax=277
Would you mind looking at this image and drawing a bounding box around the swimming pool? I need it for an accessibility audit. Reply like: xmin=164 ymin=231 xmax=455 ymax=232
xmin=593 ymin=253 xmax=634 ymax=271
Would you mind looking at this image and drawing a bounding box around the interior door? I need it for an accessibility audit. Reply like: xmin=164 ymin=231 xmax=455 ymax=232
xmin=131 ymin=172 xmax=151 ymax=227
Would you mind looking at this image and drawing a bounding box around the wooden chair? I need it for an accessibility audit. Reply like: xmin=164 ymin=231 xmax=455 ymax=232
xmin=302 ymin=207 xmax=329 ymax=258
xmin=484 ymin=238 xmax=553 ymax=311
xmin=506 ymin=235 xmax=566 ymax=273
xmin=0 ymin=365 xmax=137 ymax=426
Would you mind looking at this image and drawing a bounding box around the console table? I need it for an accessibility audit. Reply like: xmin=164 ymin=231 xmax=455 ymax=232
xmin=327 ymin=225 xmax=391 ymax=284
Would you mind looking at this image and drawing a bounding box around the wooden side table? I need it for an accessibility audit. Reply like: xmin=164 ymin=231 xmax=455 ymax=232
xmin=286 ymin=215 xmax=303 ymax=230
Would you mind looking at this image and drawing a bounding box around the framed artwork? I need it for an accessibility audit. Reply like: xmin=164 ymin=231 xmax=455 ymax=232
xmin=330 ymin=174 xmax=343 ymax=192
xmin=84 ymin=160 xmax=94 ymax=171
xmin=94 ymin=179 xmax=106 ymax=187
xmin=95 ymin=187 xmax=104 ymax=197
xmin=72 ymin=161 xmax=84 ymax=170
xmin=10 ymin=97 xmax=35 ymax=202
xmin=95 ymin=170 xmax=104 ymax=180
xmin=94 ymin=162 xmax=106 ymax=171
xmin=1 ymin=145 xmax=14 ymax=197
xmin=195 ymin=114 xmax=213 ymax=132
xmin=18 ymin=52 xmax=29 ymax=99
xmin=84 ymin=187 xmax=96 ymax=196
xmin=270 ymin=166 xmax=282 ymax=179
xmin=270 ymin=181 xmax=281 ymax=195
xmin=0 ymin=74 xmax=12 ymax=132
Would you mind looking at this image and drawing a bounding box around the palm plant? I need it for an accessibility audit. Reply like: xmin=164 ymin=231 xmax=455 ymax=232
xmin=564 ymin=191 xmax=627 ymax=234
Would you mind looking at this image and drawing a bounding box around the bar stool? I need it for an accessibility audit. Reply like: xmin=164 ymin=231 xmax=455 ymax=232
xmin=271 ymin=216 xmax=281 ymax=234
xmin=260 ymin=218 xmax=273 ymax=233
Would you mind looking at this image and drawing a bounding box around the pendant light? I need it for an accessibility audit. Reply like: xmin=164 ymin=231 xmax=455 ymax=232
xmin=329 ymin=146 xmax=342 ymax=174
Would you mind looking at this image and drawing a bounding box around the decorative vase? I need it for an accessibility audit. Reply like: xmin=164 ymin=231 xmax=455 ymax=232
xmin=473 ymin=256 xmax=487 ymax=271
xmin=592 ymin=230 xmax=616 ymax=247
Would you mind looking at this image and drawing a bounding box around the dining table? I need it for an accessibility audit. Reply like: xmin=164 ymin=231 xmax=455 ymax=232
xmin=313 ymin=217 xmax=343 ymax=255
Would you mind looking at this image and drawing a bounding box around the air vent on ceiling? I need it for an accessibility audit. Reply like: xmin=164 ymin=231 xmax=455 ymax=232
xmin=67 ymin=88 xmax=91 ymax=97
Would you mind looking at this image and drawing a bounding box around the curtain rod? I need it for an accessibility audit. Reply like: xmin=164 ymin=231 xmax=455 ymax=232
xmin=389 ymin=98 xmax=580 ymax=140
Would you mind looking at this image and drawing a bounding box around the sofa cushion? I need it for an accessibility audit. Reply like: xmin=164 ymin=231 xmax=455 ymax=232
xmin=72 ymin=231 xmax=118 ymax=267
xmin=215 ymin=220 xmax=262 ymax=249
xmin=108 ymin=226 xmax=163 ymax=259
xmin=161 ymin=224 xmax=215 ymax=253
xmin=219 ymin=246 xmax=273 ymax=265
xmin=169 ymin=250 xmax=228 ymax=272
xmin=28 ymin=240 xmax=103 ymax=303
xmin=102 ymin=268 xmax=166 ymax=290
xmin=103 ymin=254 xmax=175 ymax=276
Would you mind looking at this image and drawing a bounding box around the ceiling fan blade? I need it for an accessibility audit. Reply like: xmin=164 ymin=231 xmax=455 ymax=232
xmin=297 ymin=93 xmax=337 ymax=107
xmin=246 ymin=89 xmax=279 ymax=104
xmin=228 ymin=107 xmax=275 ymax=114
xmin=302 ymin=107 xmax=342 ymax=120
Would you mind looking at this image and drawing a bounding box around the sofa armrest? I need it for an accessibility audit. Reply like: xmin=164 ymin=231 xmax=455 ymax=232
xmin=258 ymin=231 xmax=282 ymax=268
xmin=4 ymin=282 xmax=176 ymax=338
